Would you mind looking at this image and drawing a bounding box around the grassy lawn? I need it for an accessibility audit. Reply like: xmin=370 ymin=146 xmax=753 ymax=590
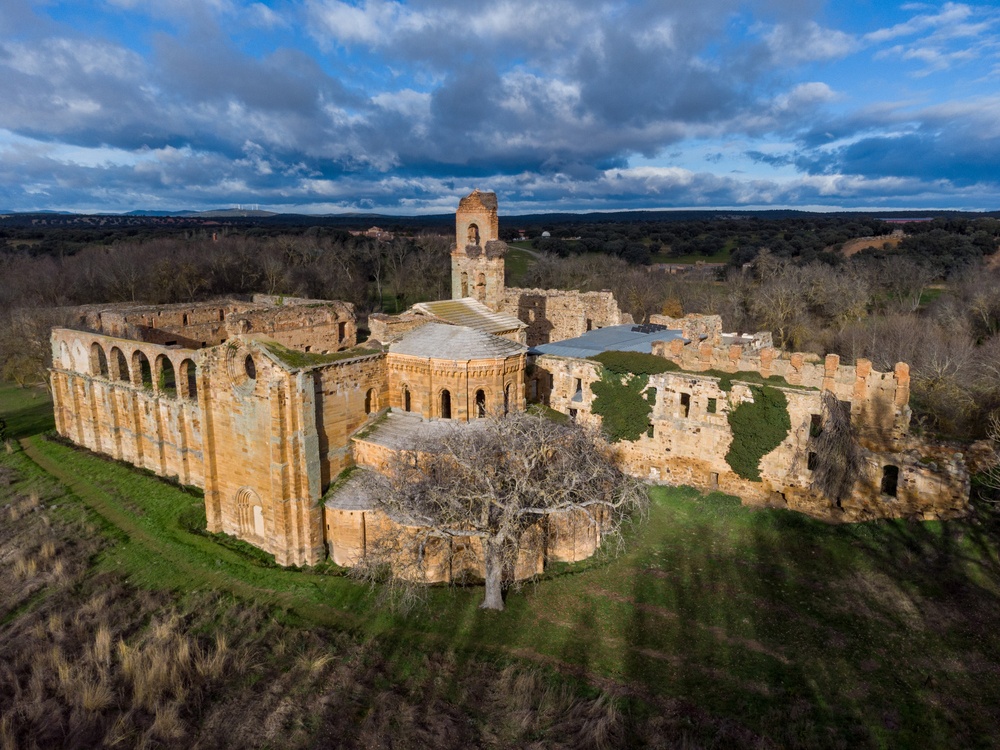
xmin=504 ymin=245 xmax=537 ymax=285
xmin=4 ymin=381 xmax=1000 ymax=747
xmin=0 ymin=381 xmax=54 ymax=439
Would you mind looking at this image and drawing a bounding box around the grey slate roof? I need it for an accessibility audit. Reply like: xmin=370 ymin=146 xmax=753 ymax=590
xmin=390 ymin=323 xmax=526 ymax=360
xmin=411 ymin=298 xmax=525 ymax=334
xmin=352 ymin=411 xmax=481 ymax=451
xmin=530 ymin=324 xmax=683 ymax=359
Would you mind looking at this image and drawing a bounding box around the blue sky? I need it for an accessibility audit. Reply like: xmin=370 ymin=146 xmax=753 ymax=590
xmin=0 ymin=0 xmax=998 ymax=214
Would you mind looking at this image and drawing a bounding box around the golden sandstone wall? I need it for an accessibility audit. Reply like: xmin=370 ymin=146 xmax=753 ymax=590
xmin=50 ymin=328 xmax=205 ymax=487
xmin=536 ymin=340 xmax=970 ymax=523
xmin=499 ymin=288 xmax=629 ymax=347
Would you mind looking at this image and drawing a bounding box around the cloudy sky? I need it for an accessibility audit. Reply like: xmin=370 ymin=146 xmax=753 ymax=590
xmin=1 ymin=0 xmax=998 ymax=214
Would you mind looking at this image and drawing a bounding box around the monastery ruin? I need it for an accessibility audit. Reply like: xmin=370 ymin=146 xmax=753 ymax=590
xmin=49 ymin=190 xmax=971 ymax=577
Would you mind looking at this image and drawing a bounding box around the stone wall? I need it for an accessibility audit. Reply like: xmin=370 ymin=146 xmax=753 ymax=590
xmin=535 ymin=351 xmax=970 ymax=523
xmin=227 ymin=300 xmax=356 ymax=353
xmin=499 ymin=288 xmax=630 ymax=347
xmin=649 ymin=313 xmax=723 ymax=344
xmin=50 ymin=328 xmax=205 ymax=487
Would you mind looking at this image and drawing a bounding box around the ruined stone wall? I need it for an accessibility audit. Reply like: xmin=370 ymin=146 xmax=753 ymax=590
xmin=313 ymin=354 xmax=388 ymax=488
xmin=536 ymin=353 xmax=969 ymax=523
xmin=199 ymin=339 xmax=325 ymax=566
xmin=499 ymin=288 xmax=629 ymax=347
xmin=649 ymin=313 xmax=723 ymax=345
xmin=368 ymin=313 xmax=429 ymax=344
xmin=227 ymin=300 xmax=356 ymax=353
xmin=651 ymin=339 xmax=911 ymax=450
xmin=50 ymin=328 xmax=205 ymax=487
xmin=387 ymin=352 xmax=526 ymax=421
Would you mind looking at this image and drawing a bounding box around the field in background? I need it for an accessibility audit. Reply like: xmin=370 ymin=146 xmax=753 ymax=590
xmin=3 ymin=381 xmax=1000 ymax=748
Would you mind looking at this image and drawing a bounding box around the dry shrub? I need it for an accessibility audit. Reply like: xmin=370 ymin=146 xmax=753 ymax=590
xmin=78 ymin=680 xmax=115 ymax=712
xmin=39 ymin=540 xmax=56 ymax=561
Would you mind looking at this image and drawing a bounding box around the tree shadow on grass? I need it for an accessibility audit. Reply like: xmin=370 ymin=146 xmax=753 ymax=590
xmin=623 ymin=489 xmax=1000 ymax=749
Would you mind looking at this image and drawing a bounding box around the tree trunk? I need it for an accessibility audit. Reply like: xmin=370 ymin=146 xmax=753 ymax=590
xmin=480 ymin=537 xmax=505 ymax=611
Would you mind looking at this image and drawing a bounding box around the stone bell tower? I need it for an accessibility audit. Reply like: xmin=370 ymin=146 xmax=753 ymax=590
xmin=451 ymin=189 xmax=506 ymax=310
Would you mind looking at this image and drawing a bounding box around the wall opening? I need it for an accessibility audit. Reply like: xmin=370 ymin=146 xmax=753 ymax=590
xmin=881 ymin=465 xmax=899 ymax=497
xmin=476 ymin=389 xmax=486 ymax=418
xmin=182 ymin=313 xmax=189 ymax=326
xmin=467 ymin=223 xmax=480 ymax=246
xmin=244 ymin=355 xmax=256 ymax=380
xmin=112 ymin=348 xmax=129 ymax=383
xmin=680 ymin=392 xmax=691 ymax=418
xmin=810 ymin=413 xmax=823 ymax=438
xmin=134 ymin=351 xmax=153 ymax=389
xmin=403 ymin=386 xmax=411 ymax=412
xmin=504 ymin=384 xmax=511 ymax=415
xmin=181 ymin=359 xmax=197 ymax=400
xmin=338 ymin=321 xmax=346 ymax=342
xmin=709 ymin=472 xmax=719 ymax=488
xmin=461 ymin=271 xmax=469 ymax=297
xmin=475 ymin=273 xmax=486 ymax=301
xmin=807 ymin=451 xmax=818 ymax=471
xmin=157 ymin=356 xmax=177 ymax=398
xmin=586 ymin=319 xmax=593 ymax=332
xmin=90 ymin=343 xmax=109 ymax=378
xmin=707 ymin=397 xmax=717 ymax=414
xmin=365 ymin=388 xmax=377 ymax=414
xmin=440 ymin=390 xmax=452 ymax=419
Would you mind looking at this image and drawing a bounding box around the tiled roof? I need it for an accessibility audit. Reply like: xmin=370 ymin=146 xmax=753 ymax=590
xmin=390 ymin=323 xmax=526 ymax=360
xmin=411 ymin=298 xmax=525 ymax=334
xmin=530 ymin=324 xmax=683 ymax=359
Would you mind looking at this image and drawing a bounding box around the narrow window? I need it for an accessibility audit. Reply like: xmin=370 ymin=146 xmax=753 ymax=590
xmin=807 ymin=451 xmax=818 ymax=471
xmin=881 ymin=465 xmax=899 ymax=497
xmin=504 ymin=384 xmax=511 ymax=415
xmin=569 ymin=408 xmax=578 ymax=422
xmin=365 ymin=388 xmax=377 ymax=414
xmin=182 ymin=313 xmax=189 ymax=326
xmin=461 ymin=272 xmax=469 ymax=297
xmin=476 ymin=389 xmax=486 ymax=418
xmin=441 ymin=390 xmax=452 ymax=419
xmin=403 ymin=386 xmax=411 ymax=412
xmin=586 ymin=319 xmax=593 ymax=331
xmin=646 ymin=423 xmax=655 ymax=438
xmin=244 ymin=355 xmax=256 ymax=380
xmin=338 ymin=321 xmax=346 ymax=342
xmin=707 ymin=397 xmax=717 ymax=414
xmin=573 ymin=378 xmax=583 ymax=400
xmin=680 ymin=393 xmax=691 ymax=418
xmin=219 ymin=309 xmax=225 ymax=322
xmin=709 ymin=472 xmax=719 ymax=488
xmin=810 ymin=413 xmax=822 ymax=438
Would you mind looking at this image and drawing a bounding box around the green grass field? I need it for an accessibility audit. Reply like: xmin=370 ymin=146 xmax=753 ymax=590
xmin=3 ymin=381 xmax=1000 ymax=747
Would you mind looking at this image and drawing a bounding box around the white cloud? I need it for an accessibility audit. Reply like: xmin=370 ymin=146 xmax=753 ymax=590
xmin=764 ymin=21 xmax=859 ymax=64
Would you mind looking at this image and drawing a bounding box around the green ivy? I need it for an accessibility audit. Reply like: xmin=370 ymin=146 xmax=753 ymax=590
xmin=725 ymin=385 xmax=791 ymax=481
xmin=701 ymin=369 xmax=793 ymax=392
xmin=591 ymin=369 xmax=655 ymax=443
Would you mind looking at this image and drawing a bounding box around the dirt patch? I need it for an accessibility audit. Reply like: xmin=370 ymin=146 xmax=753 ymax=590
xmin=836 ymin=234 xmax=903 ymax=257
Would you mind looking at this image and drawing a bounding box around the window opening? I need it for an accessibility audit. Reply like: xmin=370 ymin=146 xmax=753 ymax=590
xmin=680 ymin=393 xmax=691 ymax=418
xmin=476 ymin=389 xmax=486 ymax=418
xmin=441 ymin=390 xmax=452 ymax=419
xmin=881 ymin=465 xmax=899 ymax=497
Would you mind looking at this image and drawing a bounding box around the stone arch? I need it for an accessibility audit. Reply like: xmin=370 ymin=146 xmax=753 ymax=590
xmin=440 ymin=389 xmax=452 ymax=419
xmin=235 ymin=487 xmax=265 ymax=538
xmin=226 ymin=342 xmax=256 ymax=396
xmin=467 ymin=223 xmax=480 ymax=246
xmin=475 ymin=389 xmax=487 ymax=418
xmin=90 ymin=342 xmax=109 ymax=378
xmin=110 ymin=347 xmax=130 ymax=383
xmin=180 ymin=359 xmax=198 ymax=400
xmin=132 ymin=350 xmax=153 ymax=389
xmin=365 ymin=387 xmax=378 ymax=414
xmin=156 ymin=355 xmax=177 ymax=397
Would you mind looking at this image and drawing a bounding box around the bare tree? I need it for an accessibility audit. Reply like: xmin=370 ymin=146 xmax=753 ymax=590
xmin=354 ymin=411 xmax=647 ymax=611
xmin=810 ymin=392 xmax=867 ymax=506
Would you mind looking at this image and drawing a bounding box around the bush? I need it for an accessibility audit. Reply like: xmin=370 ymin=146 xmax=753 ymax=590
xmin=591 ymin=351 xmax=678 ymax=377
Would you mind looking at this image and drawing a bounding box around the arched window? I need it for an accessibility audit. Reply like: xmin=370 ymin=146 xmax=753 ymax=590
xmin=440 ymin=390 xmax=452 ymax=419
xmin=90 ymin=343 xmax=109 ymax=378
xmin=365 ymin=388 xmax=377 ymax=414
xmin=467 ymin=223 xmax=480 ymax=246
xmin=235 ymin=487 xmax=264 ymax=538
xmin=504 ymin=383 xmax=511 ymax=415
xmin=180 ymin=359 xmax=198 ymax=400
xmin=476 ymin=389 xmax=486 ymax=418
xmin=133 ymin=351 xmax=153 ymax=389
xmin=156 ymin=356 xmax=177 ymax=398
xmin=461 ymin=271 xmax=469 ymax=297
xmin=403 ymin=386 xmax=411 ymax=412
xmin=111 ymin=347 xmax=130 ymax=383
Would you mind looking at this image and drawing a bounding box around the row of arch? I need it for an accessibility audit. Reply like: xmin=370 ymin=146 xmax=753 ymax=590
xmin=89 ymin=342 xmax=198 ymax=400
xmin=397 ymin=383 xmax=513 ymax=419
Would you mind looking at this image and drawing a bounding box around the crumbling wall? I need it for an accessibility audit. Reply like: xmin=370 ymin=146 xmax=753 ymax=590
xmin=499 ymin=288 xmax=629 ymax=346
xmin=49 ymin=328 xmax=205 ymax=487
xmin=649 ymin=313 xmax=723 ymax=345
xmin=227 ymin=300 xmax=356 ymax=353
xmin=536 ymin=351 xmax=970 ymax=523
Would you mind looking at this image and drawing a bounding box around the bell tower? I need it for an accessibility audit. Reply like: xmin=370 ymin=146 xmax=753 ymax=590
xmin=451 ymin=189 xmax=506 ymax=310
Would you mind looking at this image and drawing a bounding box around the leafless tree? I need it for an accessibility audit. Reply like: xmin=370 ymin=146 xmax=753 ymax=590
xmin=353 ymin=411 xmax=647 ymax=611
xmin=810 ymin=392 xmax=867 ymax=506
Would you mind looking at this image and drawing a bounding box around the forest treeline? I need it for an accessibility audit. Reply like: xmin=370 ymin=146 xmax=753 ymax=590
xmin=2 ymin=214 xmax=1000 ymax=441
